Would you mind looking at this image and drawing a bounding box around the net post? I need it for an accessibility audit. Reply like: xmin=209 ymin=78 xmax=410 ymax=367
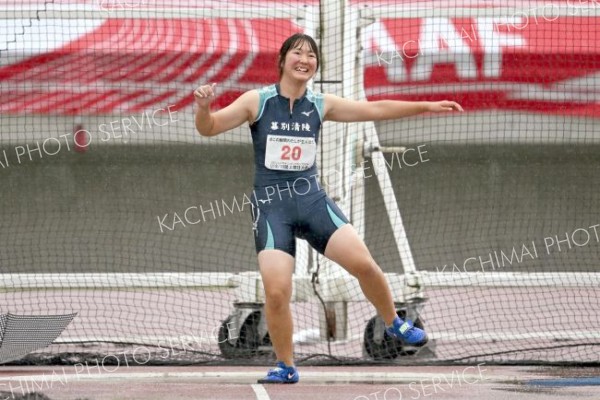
xmin=309 ymin=0 xmax=357 ymax=342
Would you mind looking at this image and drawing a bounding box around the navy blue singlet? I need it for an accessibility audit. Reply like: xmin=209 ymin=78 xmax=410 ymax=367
xmin=249 ymin=84 xmax=349 ymax=257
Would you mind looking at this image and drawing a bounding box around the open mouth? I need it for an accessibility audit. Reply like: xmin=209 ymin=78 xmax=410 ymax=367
xmin=295 ymin=67 xmax=309 ymax=73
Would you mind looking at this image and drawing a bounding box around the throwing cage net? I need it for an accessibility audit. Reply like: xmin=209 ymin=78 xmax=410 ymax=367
xmin=0 ymin=0 xmax=599 ymax=366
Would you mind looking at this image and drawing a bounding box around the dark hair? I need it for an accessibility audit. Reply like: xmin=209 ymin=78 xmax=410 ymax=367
xmin=278 ymin=33 xmax=320 ymax=78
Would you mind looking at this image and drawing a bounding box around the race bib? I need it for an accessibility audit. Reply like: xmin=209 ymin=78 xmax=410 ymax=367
xmin=264 ymin=135 xmax=316 ymax=171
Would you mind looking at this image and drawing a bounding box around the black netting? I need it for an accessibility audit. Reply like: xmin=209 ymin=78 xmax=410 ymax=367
xmin=0 ymin=0 xmax=599 ymax=366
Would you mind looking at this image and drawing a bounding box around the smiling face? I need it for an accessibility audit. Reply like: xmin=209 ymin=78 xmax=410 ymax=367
xmin=278 ymin=34 xmax=320 ymax=83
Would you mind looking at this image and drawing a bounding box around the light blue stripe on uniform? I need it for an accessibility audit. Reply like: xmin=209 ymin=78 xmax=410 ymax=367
xmin=306 ymin=88 xmax=325 ymax=122
xmin=265 ymin=220 xmax=275 ymax=249
xmin=255 ymin=85 xmax=278 ymax=123
xmin=326 ymin=204 xmax=346 ymax=228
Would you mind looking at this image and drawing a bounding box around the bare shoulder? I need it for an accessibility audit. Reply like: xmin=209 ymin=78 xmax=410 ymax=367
xmin=239 ymin=89 xmax=260 ymax=103
xmin=322 ymin=93 xmax=339 ymax=104
xmin=322 ymin=93 xmax=343 ymax=119
xmin=233 ymin=89 xmax=259 ymax=110
xmin=237 ymin=89 xmax=260 ymax=123
xmin=215 ymin=89 xmax=260 ymax=125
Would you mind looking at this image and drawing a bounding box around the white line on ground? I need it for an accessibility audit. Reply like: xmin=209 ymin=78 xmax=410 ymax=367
xmin=251 ymin=384 xmax=271 ymax=400
xmin=53 ymin=329 xmax=600 ymax=345
xmin=0 ymin=371 xmax=519 ymax=385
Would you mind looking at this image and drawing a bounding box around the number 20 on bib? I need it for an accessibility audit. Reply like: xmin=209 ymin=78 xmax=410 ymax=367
xmin=264 ymin=135 xmax=316 ymax=171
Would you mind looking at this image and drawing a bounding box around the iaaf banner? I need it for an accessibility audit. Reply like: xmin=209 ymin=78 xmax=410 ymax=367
xmin=363 ymin=15 xmax=600 ymax=117
xmin=0 ymin=11 xmax=598 ymax=116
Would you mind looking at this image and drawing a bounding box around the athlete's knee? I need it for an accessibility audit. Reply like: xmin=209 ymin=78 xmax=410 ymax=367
xmin=264 ymin=286 xmax=291 ymax=309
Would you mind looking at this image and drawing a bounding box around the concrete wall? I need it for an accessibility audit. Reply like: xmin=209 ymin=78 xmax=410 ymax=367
xmin=0 ymin=113 xmax=598 ymax=274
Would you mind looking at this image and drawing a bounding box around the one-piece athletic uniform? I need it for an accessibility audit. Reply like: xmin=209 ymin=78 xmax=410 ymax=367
xmin=252 ymin=85 xmax=429 ymax=386
xmin=250 ymin=84 xmax=348 ymax=257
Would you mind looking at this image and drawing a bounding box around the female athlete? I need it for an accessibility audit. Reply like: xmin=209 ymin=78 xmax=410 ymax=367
xmin=194 ymin=33 xmax=463 ymax=384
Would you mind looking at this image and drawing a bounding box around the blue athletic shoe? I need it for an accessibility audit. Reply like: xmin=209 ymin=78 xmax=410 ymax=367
xmin=385 ymin=316 xmax=428 ymax=346
xmin=257 ymin=361 xmax=299 ymax=384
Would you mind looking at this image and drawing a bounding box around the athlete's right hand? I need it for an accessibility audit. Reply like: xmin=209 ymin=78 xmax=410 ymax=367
xmin=194 ymin=83 xmax=217 ymax=108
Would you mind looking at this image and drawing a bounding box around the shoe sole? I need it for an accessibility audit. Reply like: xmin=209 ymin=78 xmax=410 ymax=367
xmin=257 ymin=379 xmax=299 ymax=384
xmin=407 ymin=335 xmax=428 ymax=347
xmin=387 ymin=331 xmax=429 ymax=347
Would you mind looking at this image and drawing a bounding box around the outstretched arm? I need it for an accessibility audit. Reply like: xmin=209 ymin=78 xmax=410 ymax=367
xmin=323 ymin=94 xmax=463 ymax=123
xmin=194 ymin=83 xmax=259 ymax=137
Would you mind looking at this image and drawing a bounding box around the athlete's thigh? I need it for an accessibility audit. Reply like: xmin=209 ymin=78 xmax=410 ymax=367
xmin=324 ymin=224 xmax=375 ymax=277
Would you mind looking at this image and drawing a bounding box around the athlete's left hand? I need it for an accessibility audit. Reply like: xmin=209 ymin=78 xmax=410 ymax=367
xmin=427 ymin=100 xmax=464 ymax=113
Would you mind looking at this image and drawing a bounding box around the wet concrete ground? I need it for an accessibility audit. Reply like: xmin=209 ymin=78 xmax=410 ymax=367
xmin=0 ymin=365 xmax=599 ymax=400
